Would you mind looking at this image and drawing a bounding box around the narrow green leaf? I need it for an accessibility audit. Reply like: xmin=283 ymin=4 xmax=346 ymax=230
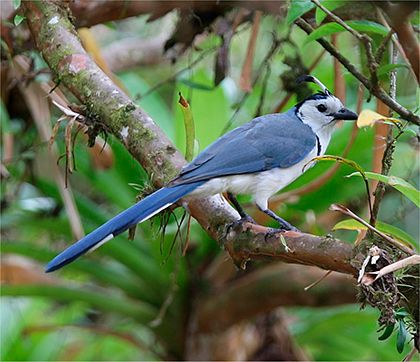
xmin=305 ymin=22 xmax=345 ymax=43
xmin=347 ymin=171 xmax=420 ymax=207
xmin=14 ymin=14 xmax=25 ymax=26
xmin=2 ymin=285 xmax=157 ymax=324
xmin=396 ymin=319 xmax=407 ymax=353
xmin=333 ymin=219 xmax=417 ymax=248
xmin=347 ymin=20 xmax=388 ymax=36
xmin=396 ymin=308 xmax=410 ymax=319
xmin=179 ymin=79 xmax=214 ymax=91
xmin=286 ymin=0 xmax=315 ymax=25
xmin=378 ymin=324 xmax=395 ymax=341
xmin=1 ymin=242 xmax=159 ymax=304
xmin=178 ymin=93 xmax=196 ymax=162
xmin=315 ymin=0 xmax=346 ymax=25
xmin=307 ymin=155 xmax=372 ymax=214
xmin=305 ymin=20 xmax=388 ymax=44
xmin=0 ymin=100 xmax=11 ymax=133
xmin=377 ymin=64 xmax=408 ymax=77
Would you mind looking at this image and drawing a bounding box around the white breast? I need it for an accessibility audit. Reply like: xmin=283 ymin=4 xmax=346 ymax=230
xmin=188 ymin=144 xmax=320 ymax=210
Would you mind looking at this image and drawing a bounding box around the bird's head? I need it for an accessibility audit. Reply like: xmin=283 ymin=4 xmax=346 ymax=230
xmin=294 ymin=75 xmax=358 ymax=131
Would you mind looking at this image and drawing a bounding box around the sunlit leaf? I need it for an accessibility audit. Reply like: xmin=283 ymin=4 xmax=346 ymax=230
xmin=333 ymin=219 xmax=417 ymax=248
xmin=347 ymin=171 xmax=420 ymax=207
xmin=14 ymin=14 xmax=25 ymax=26
xmin=356 ymin=109 xmax=400 ymax=128
xmin=286 ymin=0 xmax=315 ymax=24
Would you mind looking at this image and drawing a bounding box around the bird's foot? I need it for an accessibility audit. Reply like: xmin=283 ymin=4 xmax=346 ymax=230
xmin=227 ymin=215 xmax=256 ymax=234
xmin=263 ymin=224 xmax=300 ymax=241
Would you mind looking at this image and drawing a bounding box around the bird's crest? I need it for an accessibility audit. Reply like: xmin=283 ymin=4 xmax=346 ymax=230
xmin=296 ymin=75 xmax=332 ymax=96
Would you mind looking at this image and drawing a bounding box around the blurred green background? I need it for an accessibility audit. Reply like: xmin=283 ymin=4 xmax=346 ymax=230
xmin=1 ymin=3 xmax=419 ymax=361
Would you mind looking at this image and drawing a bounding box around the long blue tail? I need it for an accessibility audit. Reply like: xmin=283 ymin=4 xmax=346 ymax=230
xmin=45 ymin=182 xmax=203 ymax=272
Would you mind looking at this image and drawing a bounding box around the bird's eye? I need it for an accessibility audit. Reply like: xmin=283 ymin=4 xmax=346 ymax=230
xmin=317 ymin=104 xmax=327 ymax=112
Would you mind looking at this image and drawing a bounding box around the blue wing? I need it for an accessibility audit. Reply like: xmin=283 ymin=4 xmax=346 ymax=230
xmin=171 ymin=109 xmax=317 ymax=184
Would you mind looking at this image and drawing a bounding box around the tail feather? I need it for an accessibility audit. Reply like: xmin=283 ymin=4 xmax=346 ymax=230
xmin=45 ymin=182 xmax=203 ymax=272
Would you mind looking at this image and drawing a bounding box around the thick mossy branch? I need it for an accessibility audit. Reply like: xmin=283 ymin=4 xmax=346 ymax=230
xmin=22 ymin=0 xmax=356 ymax=276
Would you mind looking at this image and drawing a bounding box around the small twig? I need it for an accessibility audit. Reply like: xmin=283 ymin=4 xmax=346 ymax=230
xmin=366 ymin=254 xmax=420 ymax=285
xmin=369 ymin=44 xmax=399 ymax=226
xmin=376 ymin=9 xmax=418 ymax=82
xmin=403 ymin=347 xmax=418 ymax=362
xmin=375 ymin=30 xmax=394 ymax=64
xmin=311 ymin=0 xmax=379 ymax=90
xmin=330 ymin=204 xmax=415 ymax=255
xmin=135 ymin=46 xmax=218 ymax=100
xmin=304 ymin=270 xmax=332 ymax=291
xmin=311 ymin=0 xmax=363 ymax=40
xmin=273 ymin=49 xmax=325 ymax=113
xmin=295 ymin=18 xmax=419 ymax=125
xmin=254 ymin=63 xmax=271 ymax=116
xmin=221 ymin=33 xmax=283 ymax=134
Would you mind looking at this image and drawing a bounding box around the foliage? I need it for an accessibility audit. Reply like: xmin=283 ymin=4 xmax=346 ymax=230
xmin=1 ymin=1 xmax=419 ymax=360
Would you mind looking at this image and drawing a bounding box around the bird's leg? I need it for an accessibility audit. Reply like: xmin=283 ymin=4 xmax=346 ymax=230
xmin=226 ymin=192 xmax=255 ymax=224
xmin=258 ymin=207 xmax=300 ymax=232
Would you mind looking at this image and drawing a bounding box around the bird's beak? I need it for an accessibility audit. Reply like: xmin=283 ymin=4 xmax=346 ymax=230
xmin=331 ymin=108 xmax=358 ymax=121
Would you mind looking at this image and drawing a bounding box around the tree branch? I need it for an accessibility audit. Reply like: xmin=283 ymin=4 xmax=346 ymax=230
xmin=295 ymin=18 xmax=419 ymax=125
xmin=195 ymin=263 xmax=356 ymax=333
xmin=22 ymin=0 xmax=357 ymax=277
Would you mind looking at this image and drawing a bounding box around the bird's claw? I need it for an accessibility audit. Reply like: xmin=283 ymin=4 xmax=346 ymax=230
xmin=227 ymin=215 xmax=256 ymax=234
xmin=264 ymin=225 xmax=300 ymax=242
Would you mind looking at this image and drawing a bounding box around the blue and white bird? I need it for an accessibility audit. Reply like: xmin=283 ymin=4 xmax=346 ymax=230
xmin=46 ymin=75 xmax=358 ymax=272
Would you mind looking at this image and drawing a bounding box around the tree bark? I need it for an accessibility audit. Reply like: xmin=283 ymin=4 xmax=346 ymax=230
xmin=22 ymin=0 xmax=357 ymax=276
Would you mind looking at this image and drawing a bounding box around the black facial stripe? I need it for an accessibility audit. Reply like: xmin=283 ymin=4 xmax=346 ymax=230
xmin=316 ymin=135 xmax=321 ymax=156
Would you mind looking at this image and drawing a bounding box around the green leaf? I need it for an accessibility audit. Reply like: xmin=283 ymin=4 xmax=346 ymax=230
xmin=333 ymin=219 xmax=417 ymax=248
xmin=178 ymin=93 xmax=196 ymax=161
xmin=315 ymin=0 xmax=346 ymax=25
xmin=1 ymin=241 xmax=158 ymax=303
xmin=347 ymin=171 xmax=420 ymax=207
xmin=307 ymin=155 xmax=371 ymax=211
xmin=0 ymin=100 xmax=11 ymax=133
xmin=378 ymin=324 xmax=395 ymax=341
xmin=347 ymin=20 xmax=388 ymax=36
xmin=396 ymin=319 xmax=407 ymax=353
xmin=286 ymin=0 xmax=315 ymax=25
xmin=1 ymin=285 xmax=157 ymax=324
xmin=104 ymin=21 xmax=117 ymax=30
xmin=12 ymin=0 xmax=21 ymax=9
xmin=174 ymin=69 xmax=230 ymax=151
xmin=377 ymin=64 xmax=408 ymax=77
xmin=179 ymin=79 xmax=214 ymax=91
xmin=305 ymin=20 xmax=388 ymax=43
xmin=14 ymin=14 xmax=25 ymax=26
xmin=395 ymin=308 xmax=410 ymax=319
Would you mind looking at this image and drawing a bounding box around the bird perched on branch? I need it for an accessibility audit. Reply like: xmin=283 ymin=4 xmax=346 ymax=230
xmin=46 ymin=75 xmax=358 ymax=272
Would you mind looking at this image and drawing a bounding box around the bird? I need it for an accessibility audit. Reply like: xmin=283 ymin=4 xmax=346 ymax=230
xmin=45 ymin=75 xmax=358 ymax=272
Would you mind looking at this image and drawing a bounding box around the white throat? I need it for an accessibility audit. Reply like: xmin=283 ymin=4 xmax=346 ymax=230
xmin=299 ymin=113 xmax=335 ymax=155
